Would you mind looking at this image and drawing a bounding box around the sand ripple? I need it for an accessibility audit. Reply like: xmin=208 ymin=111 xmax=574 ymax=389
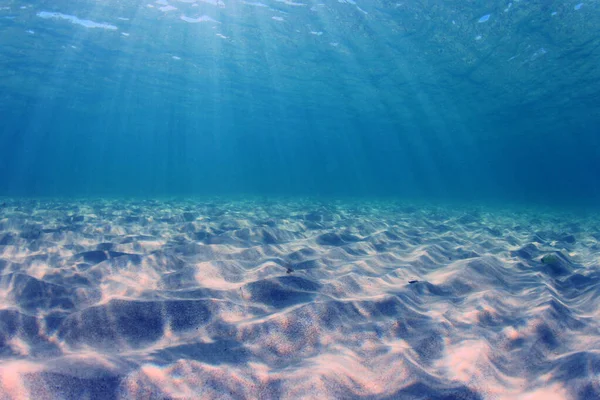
xmin=0 ymin=199 xmax=599 ymax=399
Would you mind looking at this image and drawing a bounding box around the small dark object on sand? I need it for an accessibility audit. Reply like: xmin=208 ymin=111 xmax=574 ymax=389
xmin=409 ymin=280 xmax=418 ymax=284
xmin=286 ymin=267 xmax=294 ymax=274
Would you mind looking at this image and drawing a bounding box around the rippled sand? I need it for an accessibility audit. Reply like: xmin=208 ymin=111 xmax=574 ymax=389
xmin=0 ymin=199 xmax=599 ymax=399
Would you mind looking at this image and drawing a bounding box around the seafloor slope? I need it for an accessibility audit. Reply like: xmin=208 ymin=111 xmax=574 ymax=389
xmin=0 ymin=199 xmax=599 ymax=399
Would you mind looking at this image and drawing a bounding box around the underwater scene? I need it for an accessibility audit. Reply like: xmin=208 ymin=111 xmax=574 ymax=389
xmin=1 ymin=0 xmax=600 ymax=399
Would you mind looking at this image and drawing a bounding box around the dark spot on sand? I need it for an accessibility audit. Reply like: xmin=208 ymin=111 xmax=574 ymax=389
xmin=67 ymin=215 xmax=85 ymax=223
xmin=20 ymin=225 xmax=42 ymax=240
xmin=561 ymin=234 xmax=576 ymax=244
xmin=0 ymin=233 xmax=17 ymax=245
xmin=316 ymin=232 xmax=345 ymax=246
xmin=96 ymin=242 xmax=114 ymax=251
xmin=182 ymin=212 xmax=196 ymax=222
xmin=286 ymin=267 xmax=294 ymax=274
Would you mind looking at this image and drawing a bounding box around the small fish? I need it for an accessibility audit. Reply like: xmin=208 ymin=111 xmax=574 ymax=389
xmin=286 ymin=267 xmax=294 ymax=274
xmin=408 ymin=280 xmax=418 ymax=284
xmin=478 ymin=14 xmax=490 ymax=23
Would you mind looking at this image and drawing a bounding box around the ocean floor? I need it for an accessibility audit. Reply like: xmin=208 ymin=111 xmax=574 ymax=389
xmin=0 ymin=198 xmax=599 ymax=400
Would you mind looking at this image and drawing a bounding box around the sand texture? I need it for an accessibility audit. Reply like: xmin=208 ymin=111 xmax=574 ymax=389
xmin=0 ymin=199 xmax=599 ymax=399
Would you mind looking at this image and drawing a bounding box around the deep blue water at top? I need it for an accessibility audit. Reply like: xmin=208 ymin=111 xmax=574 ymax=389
xmin=0 ymin=0 xmax=599 ymax=208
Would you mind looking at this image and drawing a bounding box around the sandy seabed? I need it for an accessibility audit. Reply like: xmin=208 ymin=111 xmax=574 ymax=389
xmin=0 ymin=198 xmax=599 ymax=400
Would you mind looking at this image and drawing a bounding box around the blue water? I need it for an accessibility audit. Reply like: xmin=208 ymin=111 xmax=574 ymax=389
xmin=3 ymin=3 xmax=600 ymax=398
xmin=0 ymin=0 xmax=599 ymax=207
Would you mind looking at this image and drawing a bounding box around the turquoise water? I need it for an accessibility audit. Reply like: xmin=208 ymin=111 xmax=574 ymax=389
xmin=0 ymin=1 xmax=599 ymax=204
xmin=2 ymin=3 xmax=600 ymax=397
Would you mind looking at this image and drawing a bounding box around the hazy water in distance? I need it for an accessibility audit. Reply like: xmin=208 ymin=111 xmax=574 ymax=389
xmin=0 ymin=0 xmax=599 ymax=207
